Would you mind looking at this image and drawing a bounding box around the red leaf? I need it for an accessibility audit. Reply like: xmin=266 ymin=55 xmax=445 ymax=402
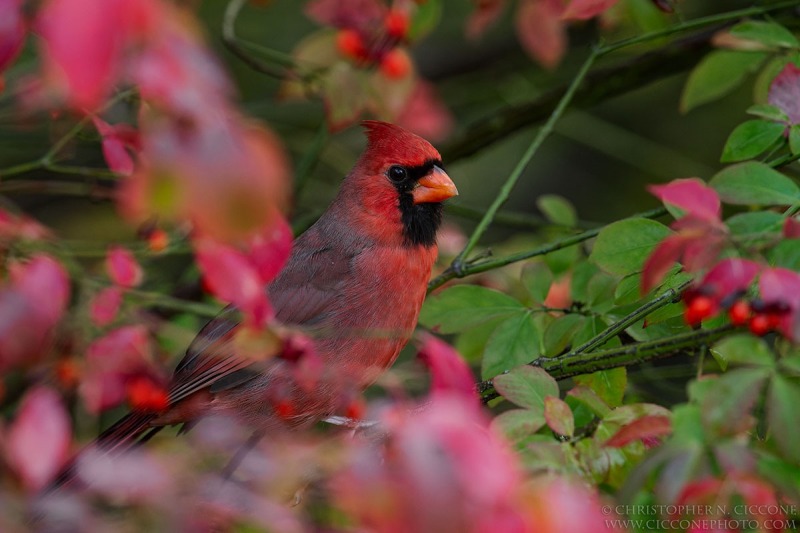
xmin=515 ymin=0 xmax=567 ymax=69
xmin=246 ymin=215 xmax=293 ymax=284
xmin=0 ymin=0 xmax=26 ymax=73
xmin=768 ymin=62 xmax=800 ymax=125
xmin=194 ymin=237 xmax=271 ymax=327
xmin=36 ymin=0 xmax=126 ymax=110
xmin=701 ymin=258 xmax=762 ymax=297
xmin=784 ymin=217 xmax=800 ymax=238
xmin=641 ymin=233 xmax=686 ymax=293
xmin=759 ymin=267 xmax=800 ymax=341
xmin=106 ymin=245 xmax=143 ymax=288
xmin=304 ymin=0 xmax=385 ymax=30
xmin=466 ymin=0 xmax=507 ymax=39
xmin=395 ymin=81 xmax=454 ymax=143
xmin=604 ymin=414 xmax=672 ymax=448
xmin=648 ymin=178 xmax=721 ymax=224
xmin=81 ymin=325 xmax=154 ymax=413
xmin=544 ymin=395 xmax=574 ymax=437
xmin=90 ymin=286 xmax=123 ymax=326
xmin=93 ymin=117 xmax=140 ymax=176
xmin=416 ymin=333 xmax=477 ymax=404
xmin=9 ymin=254 xmax=70 ymax=325
xmin=562 ymin=0 xmax=620 ymax=21
xmin=6 ymin=387 xmax=71 ymax=491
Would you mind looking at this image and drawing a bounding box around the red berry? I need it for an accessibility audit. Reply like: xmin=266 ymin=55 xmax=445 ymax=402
xmin=379 ymin=48 xmax=411 ymax=79
xmin=336 ymin=29 xmax=367 ymax=61
xmin=147 ymin=228 xmax=169 ymax=253
xmin=384 ymin=10 xmax=410 ymax=40
xmin=748 ymin=314 xmax=772 ymax=336
xmin=56 ymin=358 xmax=81 ymax=388
xmin=684 ymin=295 xmax=714 ymax=327
xmin=728 ymin=300 xmax=752 ymax=327
xmin=127 ymin=377 xmax=169 ymax=413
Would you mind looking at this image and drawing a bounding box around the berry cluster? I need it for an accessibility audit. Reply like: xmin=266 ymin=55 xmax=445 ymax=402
xmin=335 ymin=10 xmax=412 ymax=78
xmin=683 ymin=289 xmax=790 ymax=337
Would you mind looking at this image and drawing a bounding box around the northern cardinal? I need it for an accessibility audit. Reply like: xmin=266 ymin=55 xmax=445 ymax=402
xmin=82 ymin=121 xmax=458 ymax=459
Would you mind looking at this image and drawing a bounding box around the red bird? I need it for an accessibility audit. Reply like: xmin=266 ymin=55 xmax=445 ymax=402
xmin=92 ymin=121 xmax=458 ymax=454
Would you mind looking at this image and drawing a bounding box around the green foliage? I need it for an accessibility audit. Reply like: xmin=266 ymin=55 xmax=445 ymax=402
xmin=710 ymin=161 xmax=800 ymax=205
xmin=720 ymin=119 xmax=785 ymax=162
xmin=680 ymin=50 xmax=767 ymax=112
xmin=589 ymin=218 xmax=671 ymax=276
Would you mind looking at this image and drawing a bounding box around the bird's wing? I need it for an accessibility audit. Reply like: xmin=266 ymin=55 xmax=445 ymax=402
xmin=167 ymin=228 xmax=361 ymax=403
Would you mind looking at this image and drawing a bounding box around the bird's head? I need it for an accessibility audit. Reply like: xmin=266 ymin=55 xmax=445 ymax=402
xmin=344 ymin=121 xmax=458 ymax=248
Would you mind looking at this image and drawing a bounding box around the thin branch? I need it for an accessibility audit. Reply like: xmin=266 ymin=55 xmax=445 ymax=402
xmin=221 ymin=0 xmax=295 ymax=79
xmin=428 ymin=206 xmax=667 ymax=291
xmin=479 ymin=325 xmax=733 ymax=402
xmin=443 ymin=0 xmax=800 ymax=163
xmin=449 ymin=49 xmax=599 ymax=272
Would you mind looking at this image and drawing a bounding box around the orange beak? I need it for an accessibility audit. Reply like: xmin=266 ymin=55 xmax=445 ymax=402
xmin=411 ymin=166 xmax=458 ymax=204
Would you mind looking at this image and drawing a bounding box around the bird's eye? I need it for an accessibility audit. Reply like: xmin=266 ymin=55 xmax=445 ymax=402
xmin=387 ymin=165 xmax=407 ymax=182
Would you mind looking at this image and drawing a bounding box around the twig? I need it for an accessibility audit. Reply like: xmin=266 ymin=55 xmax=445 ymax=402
xmin=479 ymin=325 xmax=733 ymax=402
xmin=428 ymin=206 xmax=667 ymax=291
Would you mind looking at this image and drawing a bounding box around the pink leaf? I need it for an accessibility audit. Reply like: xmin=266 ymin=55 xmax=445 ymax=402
xmin=544 ymin=395 xmax=574 ymax=437
xmin=6 ymin=387 xmax=71 ymax=491
xmin=90 ymin=286 xmax=123 ymax=326
xmin=784 ymin=217 xmax=800 ymax=238
xmin=395 ymin=81 xmax=455 ymax=143
xmin=10 ymin=254 xmax=70 ymax=325
xmin=768 ymin=63 xmax=800 ymax=125
xmin=701 ymin=258 xmax=762 ymax=298
xmin=194 ymin=238 xmax=271 ymax=327
xmin=93 ymin=117 xmax=140 ymax=176
xmin=81 ymin=325 xmax=154 ymax=413
xmin=759 ymin=267 xmax=800 ymax=340
xmin=515 ymin=0 xmax=567 ymax=69
xmin=648 ymin=178 xmax=721 ymax=224
xmin=562 ymin=0 xmax=620 ymax=21
xmin=106 ymin=245 xmax=143 ymax=288
xmin=0 ymin=0 xmax=26 ymax=73
xmin=641 ymin=233 xmax=686 ymax=294
xmin=304 ymin=0 xmax=385 ymax=29
xmin=36 ymin=0 xmax=126 ymax=110
xmin=246 ymin=215 xmax=293 ymax=284
xmin=416 ymin=333 xmax=477 ymax=404
xmin=466 ymin=0 xmax=507 ymax=39
xmin=604 ymin=414 xmax=672 ymax=448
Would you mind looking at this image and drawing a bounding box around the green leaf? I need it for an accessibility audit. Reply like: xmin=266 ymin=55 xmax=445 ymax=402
xmin=491 ymin=409 xmax=546 ymax=442
xmin=408 ymin=0 xmax=441 ymax=41
xmin=729 ymin=20 xmax=799 ymax=50
xmin=454 ymin=317 xmax=505 ymax=363
xmin=710 ymin=334 xmax=775 ymax=369
xmin=521 ymin=262 xmax=553 ymax=304
xmin=586 ymin=271 xmax=617 ymax=312
xmin=768 ymin=375 xmax=800 ymax=463
xmin=589 ymin=218 xmax=671 ymax=276
xmin=778 ymin=355 xmax=800 ymax=376
xmin=710 ymin=161 xmax=800 ymax=206
xmin=542 ymin=314 xmax=586 ymax=356
xmin=758 ymin=452 xmax=800 ymax=498
xmin=537 ymin=194 xmax=577 ymax=227
xmin=574 ymin=368 xmax=627 ymax=408
xmin=571 ymin=261 xmax=600 ymax=303
xmin=725 ymin=211 xmax=783 ymax=235
xmin=790 ymin=124 xmax=800 ymax=156
xmin=614 ymin=273 xmax=642 ymax=305
xmin=681 ymin=50 xmax=767 ymax=113
xmin=567 ymin=384 xmax=611 ymax=417
xmin=482 ymin=312 xmax=540 ymax=379
xmin=544 ymin=396 xmax=574 ymax=437
xmin=769 ymin=239 xmax=800 ymax=270
xmin=697 ymin=369 xmax=770 ymax=436
xmin=746 ymin=103 xmax=789 ymax=122
xmin=720 ymin=120 xmax=785 ymax=162
xmin=492 ymin=365 xmax=559 ymax=411
xmin=420 ymin=285 xmax=524 ymax=334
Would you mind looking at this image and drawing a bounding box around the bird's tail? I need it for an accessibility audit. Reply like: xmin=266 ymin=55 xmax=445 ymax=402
xmin=49 ymin=412 xmax=161 ymax=491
